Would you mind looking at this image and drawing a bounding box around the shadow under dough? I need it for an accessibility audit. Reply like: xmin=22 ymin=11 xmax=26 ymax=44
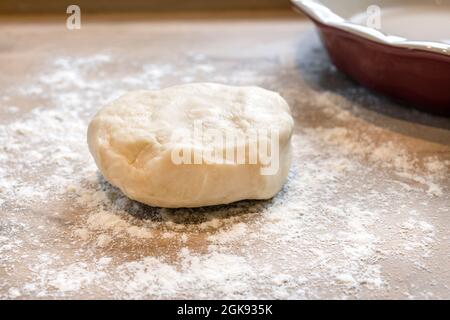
xmin=96 ymin=173 xmax=273 ymax=226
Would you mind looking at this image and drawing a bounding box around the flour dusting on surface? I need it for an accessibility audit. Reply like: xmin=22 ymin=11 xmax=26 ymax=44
xmin=0 ymin=41 xmax=449 ymax=299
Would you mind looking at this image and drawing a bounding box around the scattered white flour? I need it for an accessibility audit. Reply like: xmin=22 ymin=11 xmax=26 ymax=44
xmin=0 ymin=45 xmax=448 ymax=299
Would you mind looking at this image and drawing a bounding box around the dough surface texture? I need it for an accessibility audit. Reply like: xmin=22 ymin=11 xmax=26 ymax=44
xmin=87 ymin=83 xmax=293 ymax=208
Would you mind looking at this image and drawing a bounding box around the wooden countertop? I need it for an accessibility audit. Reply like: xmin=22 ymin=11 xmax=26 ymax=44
xmin=0 ymin=12 xmax=449 ymax=299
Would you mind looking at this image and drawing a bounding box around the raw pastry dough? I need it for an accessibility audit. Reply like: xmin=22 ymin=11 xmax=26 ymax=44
xmin=87 ymin=83 xmax=293 ymax=208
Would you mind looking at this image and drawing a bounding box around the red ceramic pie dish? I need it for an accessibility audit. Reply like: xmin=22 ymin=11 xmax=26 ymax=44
xmin=292 ymin=0 xmax=450 ymax=116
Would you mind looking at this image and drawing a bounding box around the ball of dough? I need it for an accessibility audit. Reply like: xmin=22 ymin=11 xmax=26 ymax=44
xmin=87 ymin=83 xmax=293 ymax=208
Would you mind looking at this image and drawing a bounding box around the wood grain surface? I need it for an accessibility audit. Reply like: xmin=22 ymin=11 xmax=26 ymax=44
xmin=0 ymin=11 xmax=449 ymax=299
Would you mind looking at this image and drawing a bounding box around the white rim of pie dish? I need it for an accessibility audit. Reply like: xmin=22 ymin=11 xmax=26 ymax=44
xmin=291 ymin=0 xmax=450 ymax=57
